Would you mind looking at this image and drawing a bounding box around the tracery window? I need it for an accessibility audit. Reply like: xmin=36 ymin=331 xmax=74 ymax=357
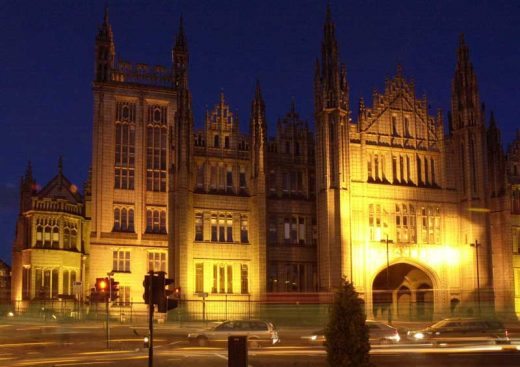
xmin=146 ymin=208 xmax=167 ymax=234
xmin=146 ymin=105 xmax=167 ymax=192
xmin=113 ymin=207 xmax=135 ymax=233
xmin=115 ymin=102 xmax=136 ymax=190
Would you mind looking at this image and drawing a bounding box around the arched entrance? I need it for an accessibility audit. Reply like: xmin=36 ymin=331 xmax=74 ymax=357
xmin=372 ymin=263 xmax=434 ymax=322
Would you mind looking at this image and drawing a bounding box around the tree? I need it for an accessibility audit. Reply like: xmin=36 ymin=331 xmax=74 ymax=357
xmin=325 ymin=278 xmax=372 ymax=367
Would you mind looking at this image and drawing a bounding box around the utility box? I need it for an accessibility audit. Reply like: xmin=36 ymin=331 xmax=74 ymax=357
xmin=228 ymin=336 xmax=248 ymax=367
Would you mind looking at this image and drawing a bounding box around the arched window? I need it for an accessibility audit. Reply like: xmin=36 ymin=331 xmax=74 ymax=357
xmin=219 ymin=215 xmax=226 ymax=242
xmin=128 ymin=209 xmax=135 ymax=232
xmin=121 ymin=208 xmax=128 ymax=231
xmin=63 ymin=228 xmax=71 ymax=249
xmin=226 ymin=215 xmax=233 ymax=242
xmin=160 ymin=211 xmax=166 ymax=233
xmin=36 ymin=225 xmax=43 ymax=247
xmin=44 ymin=227 xmax=51 ymax=248
xmin=114 ymin=208 xmax=120 ymax=231
xmin=70 ymin=229 xmax=77 ymax=250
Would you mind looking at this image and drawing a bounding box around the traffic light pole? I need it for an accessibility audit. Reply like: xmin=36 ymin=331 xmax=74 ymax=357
xmin=148 ymin=270 xmax=154 ymax=367
xmin=105 ymin=293 xmax=110 ymax=349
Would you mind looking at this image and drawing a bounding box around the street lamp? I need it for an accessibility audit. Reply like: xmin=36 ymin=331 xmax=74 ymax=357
xmin=470 ymin=240 xmax=481 ymax=316
xmin=380 ymin=234 xmax=394 ymax=325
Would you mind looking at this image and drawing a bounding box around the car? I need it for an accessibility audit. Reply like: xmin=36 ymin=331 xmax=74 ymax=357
xmin=301 ymin=320 xmax=400 ymax=345
xmin=406 ymin=317 xmax=510 ymax=345
xmin=187 ymin=320 xmax=280 ymax=348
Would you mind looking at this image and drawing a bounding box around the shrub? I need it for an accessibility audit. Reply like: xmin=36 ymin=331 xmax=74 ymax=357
xmin=325 ymin=279 xmax=371 ymax=367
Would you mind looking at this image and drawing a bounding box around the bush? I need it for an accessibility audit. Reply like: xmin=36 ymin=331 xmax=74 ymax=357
xmin=325 ymin=279 xmax=371 ymax=367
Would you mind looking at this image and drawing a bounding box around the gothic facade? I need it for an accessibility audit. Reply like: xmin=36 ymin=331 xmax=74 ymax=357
xmin=11 ymin=7 xmax=520 ymax=320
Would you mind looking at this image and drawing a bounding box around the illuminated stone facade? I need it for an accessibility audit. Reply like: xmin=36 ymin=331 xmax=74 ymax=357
xmin=11 ymin=160 xmax=89 ymax=304
xmin=11 ymin=8 xmax=520 ymax=320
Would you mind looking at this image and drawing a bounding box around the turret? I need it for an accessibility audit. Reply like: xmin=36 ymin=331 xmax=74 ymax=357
xmin=450 ymin=34 xmax=483 ymax=132
xmin=19 ymin=161 xmax=35 ymax=213
xmin=487 ymin=112 xmax=506 ymax=197
xmin=94 ymin=6 xmax=115 ymax=82
xmin=314 ymin=3 xmax=349 ymax=111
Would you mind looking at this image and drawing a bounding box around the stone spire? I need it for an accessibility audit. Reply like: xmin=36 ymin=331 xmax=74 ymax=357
xmin=173 ymin=15 xmax=189 ymax=89
xmin=450 ymin=33 xmax=483 ymax=131
xmin=315 ymin=3 xmax=349 ymax=112
xmin=95 ymin=5 xmax=115 ymax=82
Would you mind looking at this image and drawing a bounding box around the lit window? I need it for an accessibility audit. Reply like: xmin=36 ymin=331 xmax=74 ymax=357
xmin=113 ymin=250 xmax=130 ymax=272
xmin=147 ymin=252 xmax=166 ymax=272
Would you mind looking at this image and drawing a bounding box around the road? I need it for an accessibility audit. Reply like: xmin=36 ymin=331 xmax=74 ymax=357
xmin=1 ymin=320 xmax=520 ymax=366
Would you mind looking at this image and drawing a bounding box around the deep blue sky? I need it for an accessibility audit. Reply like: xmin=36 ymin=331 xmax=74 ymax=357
xmin=0 ymin=0 xmax=518 ymax=265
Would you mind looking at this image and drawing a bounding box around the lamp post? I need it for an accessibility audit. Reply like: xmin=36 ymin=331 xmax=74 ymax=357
xmin=470 ymin=240 xmax=481 ymax=316
xmin=380 ymin=234 xmax=394 ymax=325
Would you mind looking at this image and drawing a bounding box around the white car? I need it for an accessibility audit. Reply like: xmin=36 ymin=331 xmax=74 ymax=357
xmin=188 ymin=320 xmax=280 ymax=348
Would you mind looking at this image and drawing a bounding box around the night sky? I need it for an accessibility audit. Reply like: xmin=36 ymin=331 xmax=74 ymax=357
xmin=0 ymin=0 xmax=518 ymax=265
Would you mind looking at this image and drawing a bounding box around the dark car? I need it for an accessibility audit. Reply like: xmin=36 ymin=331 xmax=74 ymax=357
xmin=406 ymin=317 xmax=510 ymax=345
xmin=301 ymin=320 xmax=400 ymax=345
xmin=188 ymin=320 xmax=280 ymax=348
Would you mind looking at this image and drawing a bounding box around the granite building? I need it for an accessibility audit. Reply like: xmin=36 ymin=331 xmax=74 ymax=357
xmin=11 ymin=7 xmax=520 ymax=320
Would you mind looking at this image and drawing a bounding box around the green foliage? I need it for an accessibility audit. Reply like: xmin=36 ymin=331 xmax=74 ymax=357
xmin=325 ymin=279 xmax=371 ymax=367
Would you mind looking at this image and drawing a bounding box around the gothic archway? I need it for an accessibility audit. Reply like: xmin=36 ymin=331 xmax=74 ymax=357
xmin=372 ymin=263 xmax=434 ymax=322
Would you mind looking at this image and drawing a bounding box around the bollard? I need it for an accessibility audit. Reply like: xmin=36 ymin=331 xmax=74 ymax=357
xmin=228 ymin=336 xmax=248 ymax=367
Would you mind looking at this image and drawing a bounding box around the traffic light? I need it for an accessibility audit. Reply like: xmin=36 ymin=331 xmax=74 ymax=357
xmin=157 ymin=273 xmax=178 ymax=313
xmin=143 ymin=275 xmax=151 ymax=304
xmin=109 ymin=279 xmax=119 ymax=302
xmin=95 ymin=277 xmax=108 ymax=293
xmin=142 ymin=272 xmax=179 ymax=312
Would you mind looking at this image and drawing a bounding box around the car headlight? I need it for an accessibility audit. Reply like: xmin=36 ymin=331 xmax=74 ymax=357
xmin=310 ymin=335 xmax=317 ymax=341
xmin=414 ymin=332 xmax=424 ymax=340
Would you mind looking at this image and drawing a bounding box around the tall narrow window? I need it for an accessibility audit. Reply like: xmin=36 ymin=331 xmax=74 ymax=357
xmin=211 ymin=215 xmax=218 ymax=242
xmin=431 ymin=158 xmax=436 ymax=185
xmin=52 ymin=227 xmax=59 ymax=248
xmin=115 ymin=102 xmax=136 ymax=190
xmin=195 ymin=263 xmax=204 ymax=293
xmin=226 ymin=167 xmax=233 ymax=193
xmin=404 ymin=117 xmax=410 ymax=137
xmin=284 ymin=218 xmax=290 ymax=243
xmin=374 ymin=155 xmax=379 ymax=181
xmin=227 ymin=265 xmax=233 ymax=293
xmin=368 ymin=155 xmax=373 ymax=181
xmin=392 ymin=115 xmax=398 ymax=136
xmin=63 ymin=270 xmax=70 ymax=295
xmin=424 ymin=158 xmax=429 ymax=185
xmin=224 ymin=136 xmax=230 ymax=149
xmin=214 ymin=135 xmax=220 ymax=148
xmin=146 ymin=209 xmax=166 ymax=234
xmin=298 ymin=217 xmax=306 ymax=245
xmin=461 ymin=143 xmax=466 ymax=193
xmin=219 ymin=215 xmax=226 ymax=242
xmin=226 ymin=215 xmax=233 ymax=242
xmin=240 ymin=215 xmax=248 ymax=243
xmin=195 ymin=213 xmax=204 ymax=241
xmin=241 ymin=264 xmax=248 ymax=294
xmin=417 ymin=156 xmax=422 ymax=185
xmin=406 ymin=156 xmax=411 ymax=182
xmin=212 ymin=265 xmax=218 ymax=293
xmin=210 ymin=165 xmax=217 ymax=191
xmin=146 ymin=105 xmax=167 ymax=192
xmin=269 ymin=170 xmax=276 ymax=194
xmin=269 ymin=217 xmax=278 ymax=245
xmin=219 ymin=265 xmax=225 ymax=293
xmin=196 ymin=164 xmax=205 ymax=190
xmin=392 ymin=156 xmax=397 ymax=183
xmin=239 ymin=167 xmax=246 ymax=192
xmin=400 ymin=156 xmax=404 ymax=183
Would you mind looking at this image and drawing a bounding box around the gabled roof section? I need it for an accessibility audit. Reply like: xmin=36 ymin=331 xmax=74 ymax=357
xmin=37 ymin=161 xmax=83 ymax=204
xmin=357 ymin=66 xmax=442 ymax=150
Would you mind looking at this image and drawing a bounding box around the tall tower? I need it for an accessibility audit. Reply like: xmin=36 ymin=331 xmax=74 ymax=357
xmin=449 ymin=34 xmax=493 ymax=302
xmin=249 ymin=81 xmax=267 ymax=296
xmin=170 ymin=16 xmax=194 ymax=291
xmin=314 ymin=5 xmax=351 ymax=290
